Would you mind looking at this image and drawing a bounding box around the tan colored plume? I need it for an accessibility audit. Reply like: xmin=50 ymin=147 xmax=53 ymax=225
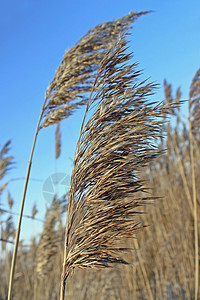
xmin=40 ymin=11 xmax=149 ymax=128
xmin=60 ymin=35 xmax=177 ymax=299
xmin=189 ymin=68 xmax=200 ymax=133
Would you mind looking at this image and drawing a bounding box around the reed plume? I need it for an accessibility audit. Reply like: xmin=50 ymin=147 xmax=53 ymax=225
xmin=36 ymin=196 xmax=64 ymax=276
xmin=163 ymin=79 xmax=181 ymax=116
xmin=0 ymin=140 xmax=14 ymax=195
xmin=31 ymin=203 xmax=38 ymax=219
xmin=0 ymin=141 xmax=14 ymax=250
xmin=60 ymin=36 xmax=176 ymax=299
xmin=189 ymin=68 xmax=200 ymax=134
xmin=1 ymin=216 xmax=15 ymax=251
xmin=41 ymin=11 xmax=149 ymax=128
xmin=8 ymin=12 xmax=147 ymax=299
xmin=0 ymin=141 xmax=13 ymax=177
xmin=36 ymin=207 xmax=57 ymax=277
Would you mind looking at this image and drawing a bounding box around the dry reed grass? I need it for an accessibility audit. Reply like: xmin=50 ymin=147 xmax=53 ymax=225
xmin=36 ymin=207 xmax=58 ymax=276
xmin=189 ymin=68 xmax=200 ymax=134
xmin=60 ymin=35 xmax=178 ymax=299
xmin=2 ymin=11 xmax=200 ymax=300
xmin=0 ymin=140 xmax=14 ymax=195
xmin=7 ymin=191 xmax=14 ymax=210
xmin=188 ymin=68 xmax=200 ymax=300
xmin=0 ymin=141 xmax=15 ymax=252
xmin=41 ymin=11 xmax=149 ymax=128
xmin=8 ymin=12 xmax=147 ymax=299
xmin=1 ymin=108 xmax=200 ymax=299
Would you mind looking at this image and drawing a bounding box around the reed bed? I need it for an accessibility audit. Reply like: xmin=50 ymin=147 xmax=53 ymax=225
xmin=1 ymin=114 xmax=199 ymax=299
xmin=0 ymin=11 xmax=199 ymax=300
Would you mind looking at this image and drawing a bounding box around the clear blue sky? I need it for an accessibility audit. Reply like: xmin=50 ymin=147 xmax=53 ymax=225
xmin=0 ymin=0 xmax=200 ymax=243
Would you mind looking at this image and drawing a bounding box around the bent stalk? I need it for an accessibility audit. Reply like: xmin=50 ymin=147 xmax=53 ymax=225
xmin=7 ymin=104 xmax=46 ymax=300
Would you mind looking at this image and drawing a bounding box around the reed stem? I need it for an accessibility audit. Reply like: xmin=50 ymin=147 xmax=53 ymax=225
xmin=7 ymin=101 xmax=47 ymax=300
xmin=189 ymin=113 xmax=199 ymax=300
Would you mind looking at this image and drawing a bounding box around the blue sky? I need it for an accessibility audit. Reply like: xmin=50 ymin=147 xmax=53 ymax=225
xmin=0 ymin=0 xmax=200 ymax=243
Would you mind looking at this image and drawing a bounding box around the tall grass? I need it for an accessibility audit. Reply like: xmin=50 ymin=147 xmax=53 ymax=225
xmin=59 ymin=35 xmax=177 ymax=299
xmin=7 ymin=12 xmax=145 ymax=300
xmin=1 ymin=102 xmax=200 ymax=299
xmin=1 ymin=11 xmax=199 ymax=300
xmin=188 ymin=68 xmax=200 ymax=300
